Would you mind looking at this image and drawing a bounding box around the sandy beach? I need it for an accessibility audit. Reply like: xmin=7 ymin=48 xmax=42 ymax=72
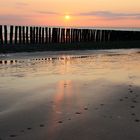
xmin=0 ymin=49 xmax=140 ymax=140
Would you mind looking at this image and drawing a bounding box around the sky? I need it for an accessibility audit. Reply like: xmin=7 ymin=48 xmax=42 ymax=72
xmin=0 ymin=0 xmax=140 ymax=28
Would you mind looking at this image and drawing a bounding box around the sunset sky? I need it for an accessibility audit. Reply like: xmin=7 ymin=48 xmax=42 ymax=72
xmin=0 ymin=0 xmax=140 ymax=27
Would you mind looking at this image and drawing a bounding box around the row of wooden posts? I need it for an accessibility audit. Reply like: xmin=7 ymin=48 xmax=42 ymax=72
xmin=0 ymin=25 xmax=140 ymax=45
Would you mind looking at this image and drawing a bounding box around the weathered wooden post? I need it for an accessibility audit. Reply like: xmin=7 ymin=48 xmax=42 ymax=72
xmin=10 ymin=25 xmax=14 ymax=44
xmin=32 ymin=27 xmax=35 ymax=44
xmin=4 ymin=25 xmax=7 ymax=44
xmin=73 ymin=29 xmax=76 ymax=42
xmin=45 ymin=27 xmax=48 ymax=43
xmin=70 ymin=29 xmax=73 ymax=43
xmin=79 ymin=29 xmax=82 ymax=42
xmin=75 ymin=29 xmax=78 ymax=42
xmin=48 ymin=28 xmax=51 ymax=43
xmin=42 ymin=27 xmax=44 ymax=44
xmin=30 ymin=27 xmax=33 ymax=44
xmin=57 ymin=28 xmax=60 ymax=43
xmin=90 ymin=30 xmax=94 ymax=42
xmin=66 ymin=28 xmax=70 ymax=43
xmin=80 ymin=29 xmax=83 ymax=42
xmin=0 ymin=25 xmax=3 ymax=44
xmin=108 ymin=30 xmax=111 ymax=41
xmin=14 ymin=26 xmax=18 ymax=44
xmin=52 ymin=28 xmax=57 ymax=43
xmin=35 ymin=27 xmax=38 ymax=44
xmin=26 ymin=26 xmax=29 ymax=44
xmin=22 ymin=26 xmax=25 ymax=44
xmin=19 ymin=26 xmax=22 ymax=44
xmin=38 ymin=27 xmax=41 ymax=44
xmin=61 ymin=28 xmax=65 ymax=43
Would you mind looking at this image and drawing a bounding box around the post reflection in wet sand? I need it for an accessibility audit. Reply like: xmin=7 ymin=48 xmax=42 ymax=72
xmin=47 ymin=80 xmax=74 ymax=139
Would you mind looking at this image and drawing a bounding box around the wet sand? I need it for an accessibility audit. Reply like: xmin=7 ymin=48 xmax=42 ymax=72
xmin=0 ymin=49 xmax=140 ymax=140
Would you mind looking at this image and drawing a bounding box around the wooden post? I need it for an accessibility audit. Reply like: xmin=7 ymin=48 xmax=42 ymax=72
xmin=90 ymin=30 xmax=94 ymax=42
xmin=22 ymin=26 xmax=25 ymax=44
xmin=32 ymin=27 xmax=35 ymax=44
xmin=30 ymin=27 xmax=33 ymax=44
xmin=48 ymin=28 xmax=51 ymax=43
xmin=52 ymin=28 xmax=57 ymax=43
xmin=42 ymin=27 xmax=44 ymax=44
xmin=80 ymin=29 xmax=83 ymax=42
xmin=14 ymin=26 xmax=18 ymax=44
xmin=66 ymin=29 xmax=70 ymax=43
xmin=73 ymin=29 xmax=75 ymax=42
xmin=10 ymin=25 xmax=14 ymax=44
xmin=39 ymin=27 xmax=42 ymax=44
xmin=45 ymin=27 xmax=48 ymax=43
xmin=61 ymin=28 xmax=65 ymax=43
xmin=19 ymin=26 xmax=22 ymax=44
xmin=57 ymin=28 xmax=60 ymax=43
xmin=100 ymin=30 xmax=102 ymax=42
xmin=0 ymin=25 xmax=3 ymax=44
xmin=70 ymin=29 xmax=73 ymax=43
xmin=79 ymin=29 xmax=82 ymax=42
xmin=4 ymin=25 xmax=7 ymax=44
xmin=36 ymin=27 xmax=38 ymax=44
xmin=26 ymin=26 xmax=29 ymax=44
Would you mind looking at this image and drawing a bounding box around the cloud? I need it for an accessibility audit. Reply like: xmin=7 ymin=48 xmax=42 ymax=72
xmin=76 ymin=11 xmax=140 ymax=20
xmin=36 ymin=11 xmax=60 ymax=15
xmin=0 ymin=14 xmax=32 ymax=24
xmin=0 ymin=14 xmax=35 ymax=25
xmin=15 ymin=2 xmax=29 ymax=7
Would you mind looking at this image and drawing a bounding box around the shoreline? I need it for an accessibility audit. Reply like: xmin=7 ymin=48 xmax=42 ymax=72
xmin=0 ymin=40 xmax=140 ymax=54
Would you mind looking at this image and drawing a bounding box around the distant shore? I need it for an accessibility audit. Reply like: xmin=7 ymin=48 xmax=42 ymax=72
xmin=0 ymin=40 xmax=140 ymax=54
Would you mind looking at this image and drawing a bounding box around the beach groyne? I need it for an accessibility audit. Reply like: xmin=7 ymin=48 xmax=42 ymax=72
xmin=0 ymin=25 xmax=140 ymax=53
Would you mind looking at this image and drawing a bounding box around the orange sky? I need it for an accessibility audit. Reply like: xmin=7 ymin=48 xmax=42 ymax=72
xmin=0 ymin=0 xmax=140 ymax=27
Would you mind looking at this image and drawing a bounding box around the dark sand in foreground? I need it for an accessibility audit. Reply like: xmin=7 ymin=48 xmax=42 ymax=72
xmin=0 ymin=49 xmax=140 ymax=140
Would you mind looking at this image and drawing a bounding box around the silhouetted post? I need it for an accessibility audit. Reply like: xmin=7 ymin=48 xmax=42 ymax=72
xmin=99 ymin=30 xmax=102 ymax=42
xmin=36 ymin=27 xmax=38 ymax=44
xmin=26 ymin=26 xmax=29 ymax=44
xmin=45 ymin=27 xmax=48 ymax=43
xmin=78 ymin=29 xmax=82 ymax=42
xmin=52 ymin=28 xmax=57 ymax=43
xmin=61 ymin=28 xmax=65 ymax=43
xmin=66 ymin=28 xmax=70 ymax=43
xmin=90 ymin=30 xmax=94 ymax=42
xmin=22 ymin=26 xmax=25 ymax=44
xmin=0 ymin=25 xmax=3 ymax=44
xmin=4 ymin=25 xmax=7 ymax=44
xmin=96 ymin=30 xmax=99 ymax=42
xmin=57 ymin=28 xmax=60 ymax=43
xmin=86 ymin=29 xmax=88 ymax=41
xmin=80 ymin=29 xmax=83 ymax=42
xmin=39 ymin=27 xmax=42 ymax=44
xmin=19 ymin=26 xmax=22 ymax=44
xmin=106 ymin=30 xmax=110 ymax=41
xmin=14 ymin=26 xmax=18 ymax=44
xmin=10 ymin=25 xmax=14 ymax=44
xmin=70 ymin=29 xmax=73 ymax=43
xmin=30 ymin=27 xmax=33 ymax=44
xmin=72 ymin=29 xmax=75 ymax=42
xmin=75 ymin=29 xmax=78 ymax=42
xmin=32 ymin=27 xmax=35 ymax=44
xmin=48 ymin=28 xmax=51 ymax=43
xmin=80 ymin=29 xmax=82 ymax=42
xmin=42 ymin=27 xmax=44 ymax=44
xmin=82 ymin=29 xmax=85 ymax=42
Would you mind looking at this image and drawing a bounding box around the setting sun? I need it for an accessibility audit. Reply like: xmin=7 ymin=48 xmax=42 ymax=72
xmin=65 ymin=15 xmax=70 ymax=20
